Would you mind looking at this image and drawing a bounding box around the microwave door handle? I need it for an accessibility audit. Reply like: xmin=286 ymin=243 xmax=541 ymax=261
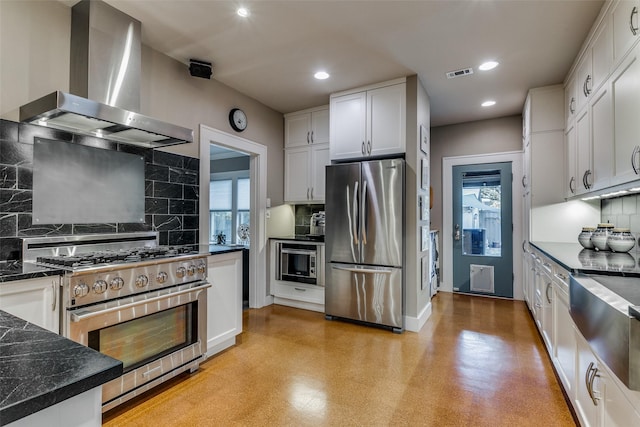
xmin=70 ymin=283 xmax=211 ymax=322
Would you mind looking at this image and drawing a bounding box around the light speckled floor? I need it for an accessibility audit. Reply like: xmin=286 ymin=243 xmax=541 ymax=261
xmin=103 ymin=292 xmax=575 ymax=426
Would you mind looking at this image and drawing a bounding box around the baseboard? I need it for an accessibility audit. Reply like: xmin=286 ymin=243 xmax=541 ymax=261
xmin=206 ymin=335 xmax=236 ymax=359
xmin=404 ymin=301 xmax=432 ymax=332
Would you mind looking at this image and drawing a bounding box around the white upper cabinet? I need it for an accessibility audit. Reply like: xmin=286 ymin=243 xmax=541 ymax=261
xmin=284 ymin=106 xmax=331 ymax=203
xmin=330 ymin=79 xmax=406 ymax=160
xmin=611 ymin=43 xmax=640 ymax=185
xmin=612 ymin=0 xmax=640 ymax=64
xmin=285 ymin=106 xmax=330 ymax=148
xmin=565 ymin=76 xmax=577 ymax=126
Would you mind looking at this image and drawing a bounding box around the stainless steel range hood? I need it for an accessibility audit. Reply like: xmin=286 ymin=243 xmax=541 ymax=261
xmin=19 ymin=0 xmax=193 ymax=148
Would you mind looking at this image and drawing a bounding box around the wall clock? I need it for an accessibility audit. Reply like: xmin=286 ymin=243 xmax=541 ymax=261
xmin=229 ymin=108 xmax=247 ymax=132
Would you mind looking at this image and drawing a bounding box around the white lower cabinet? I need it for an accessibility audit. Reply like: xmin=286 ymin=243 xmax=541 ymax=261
xmin=0 ymin=276 xmax=60 ymax=333
xmin=206 ymin=251 xmax=243 ymax=357
xmin=553 ymin=281 xmax=576 ymax=396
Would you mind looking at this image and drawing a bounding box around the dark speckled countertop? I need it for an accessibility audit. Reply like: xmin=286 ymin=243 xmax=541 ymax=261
xmin=0 ymin=310 xmax=123 ymax=425
xmin=0 ymin=261 xmax=64 ymax=283
xmin=530 ymin=241 xmax=640 ymax=277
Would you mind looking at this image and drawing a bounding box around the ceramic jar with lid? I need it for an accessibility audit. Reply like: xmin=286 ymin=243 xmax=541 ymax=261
xmin=607 ymin=228 xmax=636 ymax=253
xmin=578 ymin=227 xmax=596 ymax=249
xmin=591 ymin=223 xmax=615 ymax=251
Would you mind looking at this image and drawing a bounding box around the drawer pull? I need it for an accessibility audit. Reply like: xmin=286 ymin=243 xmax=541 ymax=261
xmin=294 ymin=287 xmax=307 ymax=292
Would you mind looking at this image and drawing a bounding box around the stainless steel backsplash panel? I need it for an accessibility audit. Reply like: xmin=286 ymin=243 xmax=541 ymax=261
xmin=32 ymin=138 xmax=144 ymax=224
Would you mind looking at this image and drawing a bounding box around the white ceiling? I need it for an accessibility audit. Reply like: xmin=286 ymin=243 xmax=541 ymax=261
xmin=64 ymin=0 xmax=605 ymax=127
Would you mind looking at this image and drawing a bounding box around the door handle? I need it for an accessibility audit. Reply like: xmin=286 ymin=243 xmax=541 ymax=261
xmin=352 ymin=181 xmax=359 ymax=246
xmin=333 ymin=265 xmax=393 ymax=274
xmin=361 ymin=180 xmax=368 ymax=245
xmin=454 ymin=224 xmax=461 ymax=241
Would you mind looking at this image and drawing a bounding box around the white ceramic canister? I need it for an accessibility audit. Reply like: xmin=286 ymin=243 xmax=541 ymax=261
xmin=591 ymin=223 xmax=615 ymax=251
xmin=607 ymin=228 xmax=636 ymax=253
xmin=578 ymin=227 xmax=596 ymax=249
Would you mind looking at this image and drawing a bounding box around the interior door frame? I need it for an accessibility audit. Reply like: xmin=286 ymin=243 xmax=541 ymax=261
xmin=199 ymin=125 xmax=272 ymax=309
xmin=442 ymin=151 xmax=524 ymax=300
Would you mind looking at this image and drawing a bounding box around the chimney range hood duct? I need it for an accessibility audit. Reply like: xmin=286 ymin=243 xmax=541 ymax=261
xmin=19 ymin=0 xmax=193 ymax=148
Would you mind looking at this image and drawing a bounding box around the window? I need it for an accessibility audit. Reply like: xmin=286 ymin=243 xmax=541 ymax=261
xmin=210 ymin=174 xmax=250 ymax=245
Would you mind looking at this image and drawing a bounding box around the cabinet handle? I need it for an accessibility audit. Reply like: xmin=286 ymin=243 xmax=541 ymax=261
xmin=632 ymin=146 xmax=639 ymax=175
xmin=51 ymin=280 xmax=57 ymax=311
xmin=362 ymin=141 xmax=366 ymax=155
xmin=583 ymin=78 xmax=588 ymax=97
xmin=585 ymin=362 xmax=594 ymax=402
xmin=584 ymin=75 xmax=592 ymax=96
xmin=307 ymin=188 xmax=310 ymax=200
xmin=307 ymin=132 xmax=310 ymax=144
xmin=522 ymin=240 xmax=527 ymax=253
xmin=545 ymin=282 xmax=552 ymax=304
xmin=310 ymin=131 xmax=314 ymax=143
xmin=586 ymin=362 xmax=600 ymax=406
xmin=521 ymin=175 xmax=527 ymax=188
xmin=294 ymin=287 xmax=307 ymax=292
xmin=367 ymin=140 xmax=372 ymax=154
xmin=569 ymin=97 xmax=576 ymax=114
xmin=631 ymin=6 xmax=638 ymax=36
xmin=310 ymin=187 xmax=314 ymax=200
xmin=569 ymin=176 xmax=576 ymax=194
xmin=584 ymin=170 xmax=592 ymax=189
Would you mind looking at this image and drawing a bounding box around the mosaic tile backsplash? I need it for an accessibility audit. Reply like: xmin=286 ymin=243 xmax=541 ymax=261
xmin=0 ymin=119 xmax=199 ymax=260
xmin=294 ymin=204 xmax=324 ymax=235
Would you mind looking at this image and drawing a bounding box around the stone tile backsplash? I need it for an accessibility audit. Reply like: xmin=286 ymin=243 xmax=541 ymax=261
xmin=0 ymin=119 xmax=199 ymax=260
xmin=601 ymin=194 xmax=640 ymax=251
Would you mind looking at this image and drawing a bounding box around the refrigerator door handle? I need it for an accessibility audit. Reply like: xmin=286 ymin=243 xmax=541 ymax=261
xmin=352 ymin=181 xmax=359 ymax=246
xmin=332 ymin=265 xmax=394 ymax=275
xmin=361 ymin=180 xmax=368 ymax=245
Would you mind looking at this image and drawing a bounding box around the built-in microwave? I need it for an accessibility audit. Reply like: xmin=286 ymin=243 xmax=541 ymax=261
xmin=277 ymin=242 xmax=324 ymax=286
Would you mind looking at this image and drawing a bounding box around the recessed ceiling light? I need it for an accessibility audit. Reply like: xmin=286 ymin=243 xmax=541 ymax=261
xmin=237 ymin=7 xmax=249 ymax=17
xmin=314 ymin=71 xmax=330 ymax=80
xmin=479 ymin=61 xmax=499 ymax=71
xmin=481 ymin=100 xmax=496 ymax=107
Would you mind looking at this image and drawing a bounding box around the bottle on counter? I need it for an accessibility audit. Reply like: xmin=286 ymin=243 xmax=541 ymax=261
xmin=591 ymin=223 xmax=615 ymax=251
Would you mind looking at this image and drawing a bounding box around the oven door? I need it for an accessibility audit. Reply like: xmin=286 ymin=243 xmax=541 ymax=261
xmin=279 ymin=244 xmax=317 ymax=284
xmin=65 ymin=281 xmax=210 ymax=410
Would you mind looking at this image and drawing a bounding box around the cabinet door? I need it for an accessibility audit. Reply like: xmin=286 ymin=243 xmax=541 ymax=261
xmin=592 ymin=15 xmax=614 ymax=93
xmin=0 ymin=276 xmax=59 ymax=333
xmin=566 ymin=124 xmax=578 ymax=197
xmin=566 ymin=77 xmax=578 ymax=126
xmin=284 ymin=147 xmax=311 ymax=203
xmin=611 ymin=45 xmax=640 ymax=184
xmin=285 ymin=112 xmax=311 ymax=148
xmin=530 ymin=131 xmax=565 ymax=206
xmin=540 ymin=269 xmax=554 ymax=352
xmin=311 ymin=108 xmax=330 ymax=144
xmin=590 ymin=83 xmax=614 ymax=191
xmin=612 ymin=0 xmax=640 ymax=65
xmin=330 ymin=91 xmax=367 ymax=160
xmin=575 ymin=334 xmax=603 ymax=427
xmin=576 ymin=52 xmax=593 ymax=113
xmin=576 ymin=108 xmax=592 ymax=194
xmin=553 ymin=286 xmax=576 ymax=397
xmin=367 ymin=84 xmax=406 ymax=157
xmin=310 ymin=144 xmax=330 ymax=202
xmin=206 ymin=252 xmax=242 ymax=356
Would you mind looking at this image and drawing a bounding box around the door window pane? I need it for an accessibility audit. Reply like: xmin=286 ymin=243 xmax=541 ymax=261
xmin=461 ymin=170 xmax=502 ymax=257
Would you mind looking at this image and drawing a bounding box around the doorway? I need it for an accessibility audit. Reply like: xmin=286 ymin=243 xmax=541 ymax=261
xmin=441 ymin=151 xmax=523 ymax=300
xmin=199 ymin=125 xmax=271 ymax=310
xmin=452 ymin=162 xmax=513 ymax=298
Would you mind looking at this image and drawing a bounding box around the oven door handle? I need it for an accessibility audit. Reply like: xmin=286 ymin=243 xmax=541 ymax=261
xmin=70 ymin=283 xmax=211 ymax=322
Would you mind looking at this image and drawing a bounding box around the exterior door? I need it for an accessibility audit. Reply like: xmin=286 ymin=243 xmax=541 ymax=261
xmin=452 ymin=162 xmax=513 ymax=298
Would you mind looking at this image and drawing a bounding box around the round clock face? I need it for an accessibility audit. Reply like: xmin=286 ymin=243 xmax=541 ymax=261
xmin=229 ymin=108 xmax=247 ymax=132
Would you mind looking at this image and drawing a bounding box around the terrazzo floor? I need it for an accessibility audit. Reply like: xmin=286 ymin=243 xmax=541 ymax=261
xmin=103 ymin=292 xmax=575 ymax=426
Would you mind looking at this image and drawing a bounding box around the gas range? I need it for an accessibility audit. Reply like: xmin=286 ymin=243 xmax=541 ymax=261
xmin=23 ymin=232 xmax=208 ymax=307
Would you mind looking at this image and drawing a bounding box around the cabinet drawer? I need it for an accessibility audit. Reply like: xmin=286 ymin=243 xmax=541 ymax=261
xmin=272 ymin=282 xmax=324 ymax=304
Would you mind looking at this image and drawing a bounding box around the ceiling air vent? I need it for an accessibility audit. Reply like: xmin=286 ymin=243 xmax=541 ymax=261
xmin=446 ymin=67 xmax=474 ymax=79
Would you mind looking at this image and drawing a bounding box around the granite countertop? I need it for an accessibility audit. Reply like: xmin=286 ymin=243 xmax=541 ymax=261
xmin=270 ymin=235 xmax=325 ymax=243
xmin=530 ymin=241 xmax=640 ymax=277
xmin=0 ymin=261 xmax=64 ymax=284
xmin=201 ymin=244 xmax=248 ymax=255
xmin=0 ymin=310 xmax=123 ymax=425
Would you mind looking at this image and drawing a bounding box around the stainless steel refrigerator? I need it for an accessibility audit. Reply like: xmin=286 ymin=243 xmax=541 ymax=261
xmin=325 ymin=158 xmax=404 ymax=332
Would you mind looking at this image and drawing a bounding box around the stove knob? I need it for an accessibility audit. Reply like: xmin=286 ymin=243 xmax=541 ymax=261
xmin=197 ymin=263 xmax=206 ymax=274
xmin=73 ymin=283 xmax=89 ymax=298
xmin=187 ymin=265 xmax=196 ymax=276
xmin=157 ymin=271 xmax=168 ymax=283
xmin=93 ymin=280 xmax=108 ymax=294
xmin=110 ymin=277 xmax=124 ymax=290
xmin=176 ymin=266 xmax=187 ymax=278
xmin=135 ymin=275 xmax=149 ymax=288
